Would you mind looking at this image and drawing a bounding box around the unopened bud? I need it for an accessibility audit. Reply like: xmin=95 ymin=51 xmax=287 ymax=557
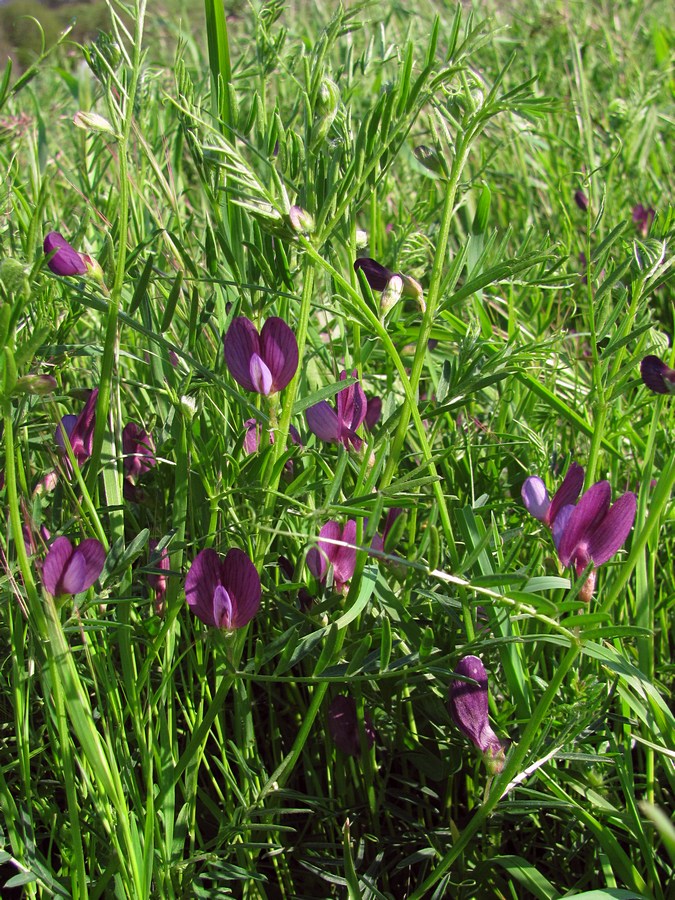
xmin=413 ymin=144 xmax=447 ymax=177
xmin=381 ymin=274 xmax=403 ymax=314
xmin=180 ymin=394 xmax=198 ymax=420
xmin=14 ymin=374 xmax=58 ymax=396
xmin=73 ymin=111 xmax=117 ymax=137
xmin=288 ymin=205 xmax=315 ymax=234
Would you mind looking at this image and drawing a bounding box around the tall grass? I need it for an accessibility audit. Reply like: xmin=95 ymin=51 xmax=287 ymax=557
xmin=0 ymin=0 xmax=673 ymax=896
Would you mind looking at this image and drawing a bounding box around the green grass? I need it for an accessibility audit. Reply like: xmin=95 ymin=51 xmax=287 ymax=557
xmin=0 ymin=0 xmax=673 ymax=897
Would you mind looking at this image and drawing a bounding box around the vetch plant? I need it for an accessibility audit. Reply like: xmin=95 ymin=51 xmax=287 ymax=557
xmin=185 ymin=548 xmax=261 ymax=630
xmin=42 ymin=536 xmax=106 ymax=599
xmin=306 ymin=520 xmax=357 ymax=593
xmin=305 ymin=371 xmax=368 ymax=450
xmin=448 ymin=655 xmax=505 ymax=775
xmin=327 ymin=694 xmax=376 ymax=757
xmin=223 ymin=316 xmax=298 ymax=396
xmin=640 ymin=356 xmax=675 ymax=395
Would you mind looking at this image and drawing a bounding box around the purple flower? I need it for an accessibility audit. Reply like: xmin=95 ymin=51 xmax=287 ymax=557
xmin=223 ymin=316 xmax=298 ymax=396
xmin=632 ymin=204 xmax=655 ymax=238
xmin=369 ymin=508 xmax=403 ymax=555
xmin=556 ymin=481 xmax=636 ymax=600
xmin=521 ymin=462 xmax=584 ymax=531
xmin=307 ymin=520 xmax=357 ymax=593
xmin=305 ymin=371 xmax=367 ymax=450
xmin=354 ymin=257 xmax=423 ymax=307
xmin=55 ymin=389 xmax=98 ymax=470
xmin=574 ymin=190 xmax=589 ymax=212
xmin=354 ymin=257 xmax=393 ymax=292
xmin=327 ymin=695 xmax=376 ymax=756
xmin=122 ymin=422 xmax=156 ymax=481
xmin=185 ymin=547 xmax=261 ymax=630
xmin=448 ymin=655 xmax=505 ymax=774
xmin=43 ymin=231 xmax=101 ymax=279
xmin=242 ymin=418 xmax=303 ymax=455
xmin=640 ymin=355 xmax=675 ymax=395
xmin=42 ymin=536 xmax=106 ymax=597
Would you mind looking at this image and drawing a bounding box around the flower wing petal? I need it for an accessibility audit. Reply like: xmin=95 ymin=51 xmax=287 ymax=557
xmin=305 ymin=401 xmax=340 ymax=443
xmin=223 ymin=317 xmax=259 ymax=392
xmin=185 ymin=548 xmax=222 ymax=626
xmin=42 ymin=536 xmax=74 ymax=595
xmin=62 ymin=539 xmax=106 ymax=594
xmin=332 ymin=519 xmax=357 ymax=588
xmin=260 ymin=317 xmax=298 ymax=392
xmin=588 ymin=492 xmax=637 ymax=566
xmin=220 ymin=548 xmax=261 ymax=628
xmin=547 ymin=462 xmax=584 ymax=525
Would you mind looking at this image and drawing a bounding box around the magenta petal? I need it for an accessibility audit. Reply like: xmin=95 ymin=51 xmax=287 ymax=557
xmin=557 ymin=481 xmax=611 ymax=567
xmin=219 ymin=548 xmax=261 ymax=628
xmin=547 ymin=462 xmax=584 ymax=525
xmin=306 ymin=401 xmax=340 ymax=442
xmin=521 ymin=476 xmax=550 ymax=521
xmin=223 ymin=317 xmax=260 ymax=392
xmin=42 ymin=536 xmax=74 ymax=595
xmin=250 ymin=353 xmax=273 ymax=396
xmin=588 ymin=492 xmax=637 ymax=565
xmin=260 ymin=317 xmax=298 ymax=392
xmin=44 ymin=231 xmax=88 ymax=276
xmin=61 ymin=539 xmax=106 ymax=594
xmin=331 ymin=519 xmax=357 ymax=589
xmin=70 ymin=389 xmax=99 ymax=463
xmin=337 ymin=371 xmax=367 ymax=432
xmin=185 ymin=548 xmax=222 ymax=626
xmin=317 ymin=521 xmax=343 ymax=565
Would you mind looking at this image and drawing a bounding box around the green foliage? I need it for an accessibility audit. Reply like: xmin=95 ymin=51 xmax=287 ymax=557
xmin=0 ymin=0 xmax=673 ymax=897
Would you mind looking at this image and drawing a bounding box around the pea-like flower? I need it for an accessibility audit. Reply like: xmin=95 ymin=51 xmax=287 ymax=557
xmin=556 ymin=481 xmax=636 ymax=601
xmin=640 ymin=356 xmax=675 ymax=395
xmin=521 ymin=462 xmax=584 ymax=536
xmin=307 ymin=520 xmax=357 ymax=593
xmin=327 ymin=694 xmax=376 ymax=757
xmin=354 ymin=257 xmax=424 ymax=312
xmin=223 ymin=316 xmax=298 ymax=396
xmin=448 ymin=655 xmax=505 ymax=774
xmin=305 ymin=371 xmax=367 ymax=451
xmin=43 ymin=231 xmax=102 ymax=279
xmin=185 ymin=548 xmax=261 ymax=630
xmin=55 ymin=389 xmax=98 ymax=470
xmin=122 ymin=422 xmax=156 ymax=482
xmin=42 ymin=536 xmax=106 ymax=598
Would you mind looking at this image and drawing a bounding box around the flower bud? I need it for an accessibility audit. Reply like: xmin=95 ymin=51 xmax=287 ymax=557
xmin=13 ymin=374 xmax=58 ymax=396
xmin=288 ymin=205 xmax=315 ymax=234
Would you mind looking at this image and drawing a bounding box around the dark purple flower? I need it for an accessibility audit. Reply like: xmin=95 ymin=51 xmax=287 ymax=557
xmin=448 ymin=655 xmax=505 ymax=774
xmin=305 ymin=371 xmax=367 ymax=450
xmin=574 ymin=190 xmax=589 ymax=212
xmin=42 ymin=536 xmax=106 ymax=597
xmin=521 ymin=462 xmax=584 ymax=530
xmin=55 ymin=389 xmax=98 ymax=470
xmin=556 ymin=481 xmax=636 ymax=600
xmin=354 ymin=257 xmax=423 ymax=307
xmin=354 ymin=257 xmax=394 ymax=292
xmin=307 ymin=520 xmax=357 ymax=593
xmin=185 ymin=547 xmax=261 ymax=630
xmin=44 ymin=231 xmax=88 ymax=276
xmin=640 ymin=356 xmax=675 ymax=395
xmin=223 ymin=316 xmax=298 ymax=396
xmin=242 ymin=418 xmax=302 ymax=455
xmin=632 ymin=204 xmax=655 ymax=238
xmin=122 ymin=422 xmax=156 ymax=481
xmin=327 ymin=695 xmax=376 ymax=756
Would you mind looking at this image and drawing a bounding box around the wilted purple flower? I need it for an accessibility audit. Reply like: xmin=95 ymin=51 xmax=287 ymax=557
xmin=122 ymin=422 xmax=156 ymax=481
xmin=305 ymin=371 xmax=367 ymax=451
xmin=640 ymin=355 xmax=675 ymax=395
xmin=55 ymin=389 xmax=98 ymax=470
xmin=223 ymin=316 xmax=298 ymax=396
xmin=185 ymin=547 xmax=261 ymax=630
xmin=148 ymin=540 xmax=170 ymax=616
xmin=574 ymin=190 xmax=589 ymax=212
xmin=327 ymin=695 xmax=376 ymax=757
xmin=42 ymin=536 xmax=106 ymax=597
xmin=242 ymin=418 xmax=302 ymax=455
xmin=448 ymin=655 xmax=505 ymax=774
xmin=556 ymin=481 xmax=636 ymax=601
xmin=521 ymin=462 xmax=584 ymax=532
xmin=632 ymin=204 xmax=655 ymax=238
xmin=43 ymin=231 xmax=101 ymax=279
xmin=307 ymin=520 xmax=357 ymax=593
